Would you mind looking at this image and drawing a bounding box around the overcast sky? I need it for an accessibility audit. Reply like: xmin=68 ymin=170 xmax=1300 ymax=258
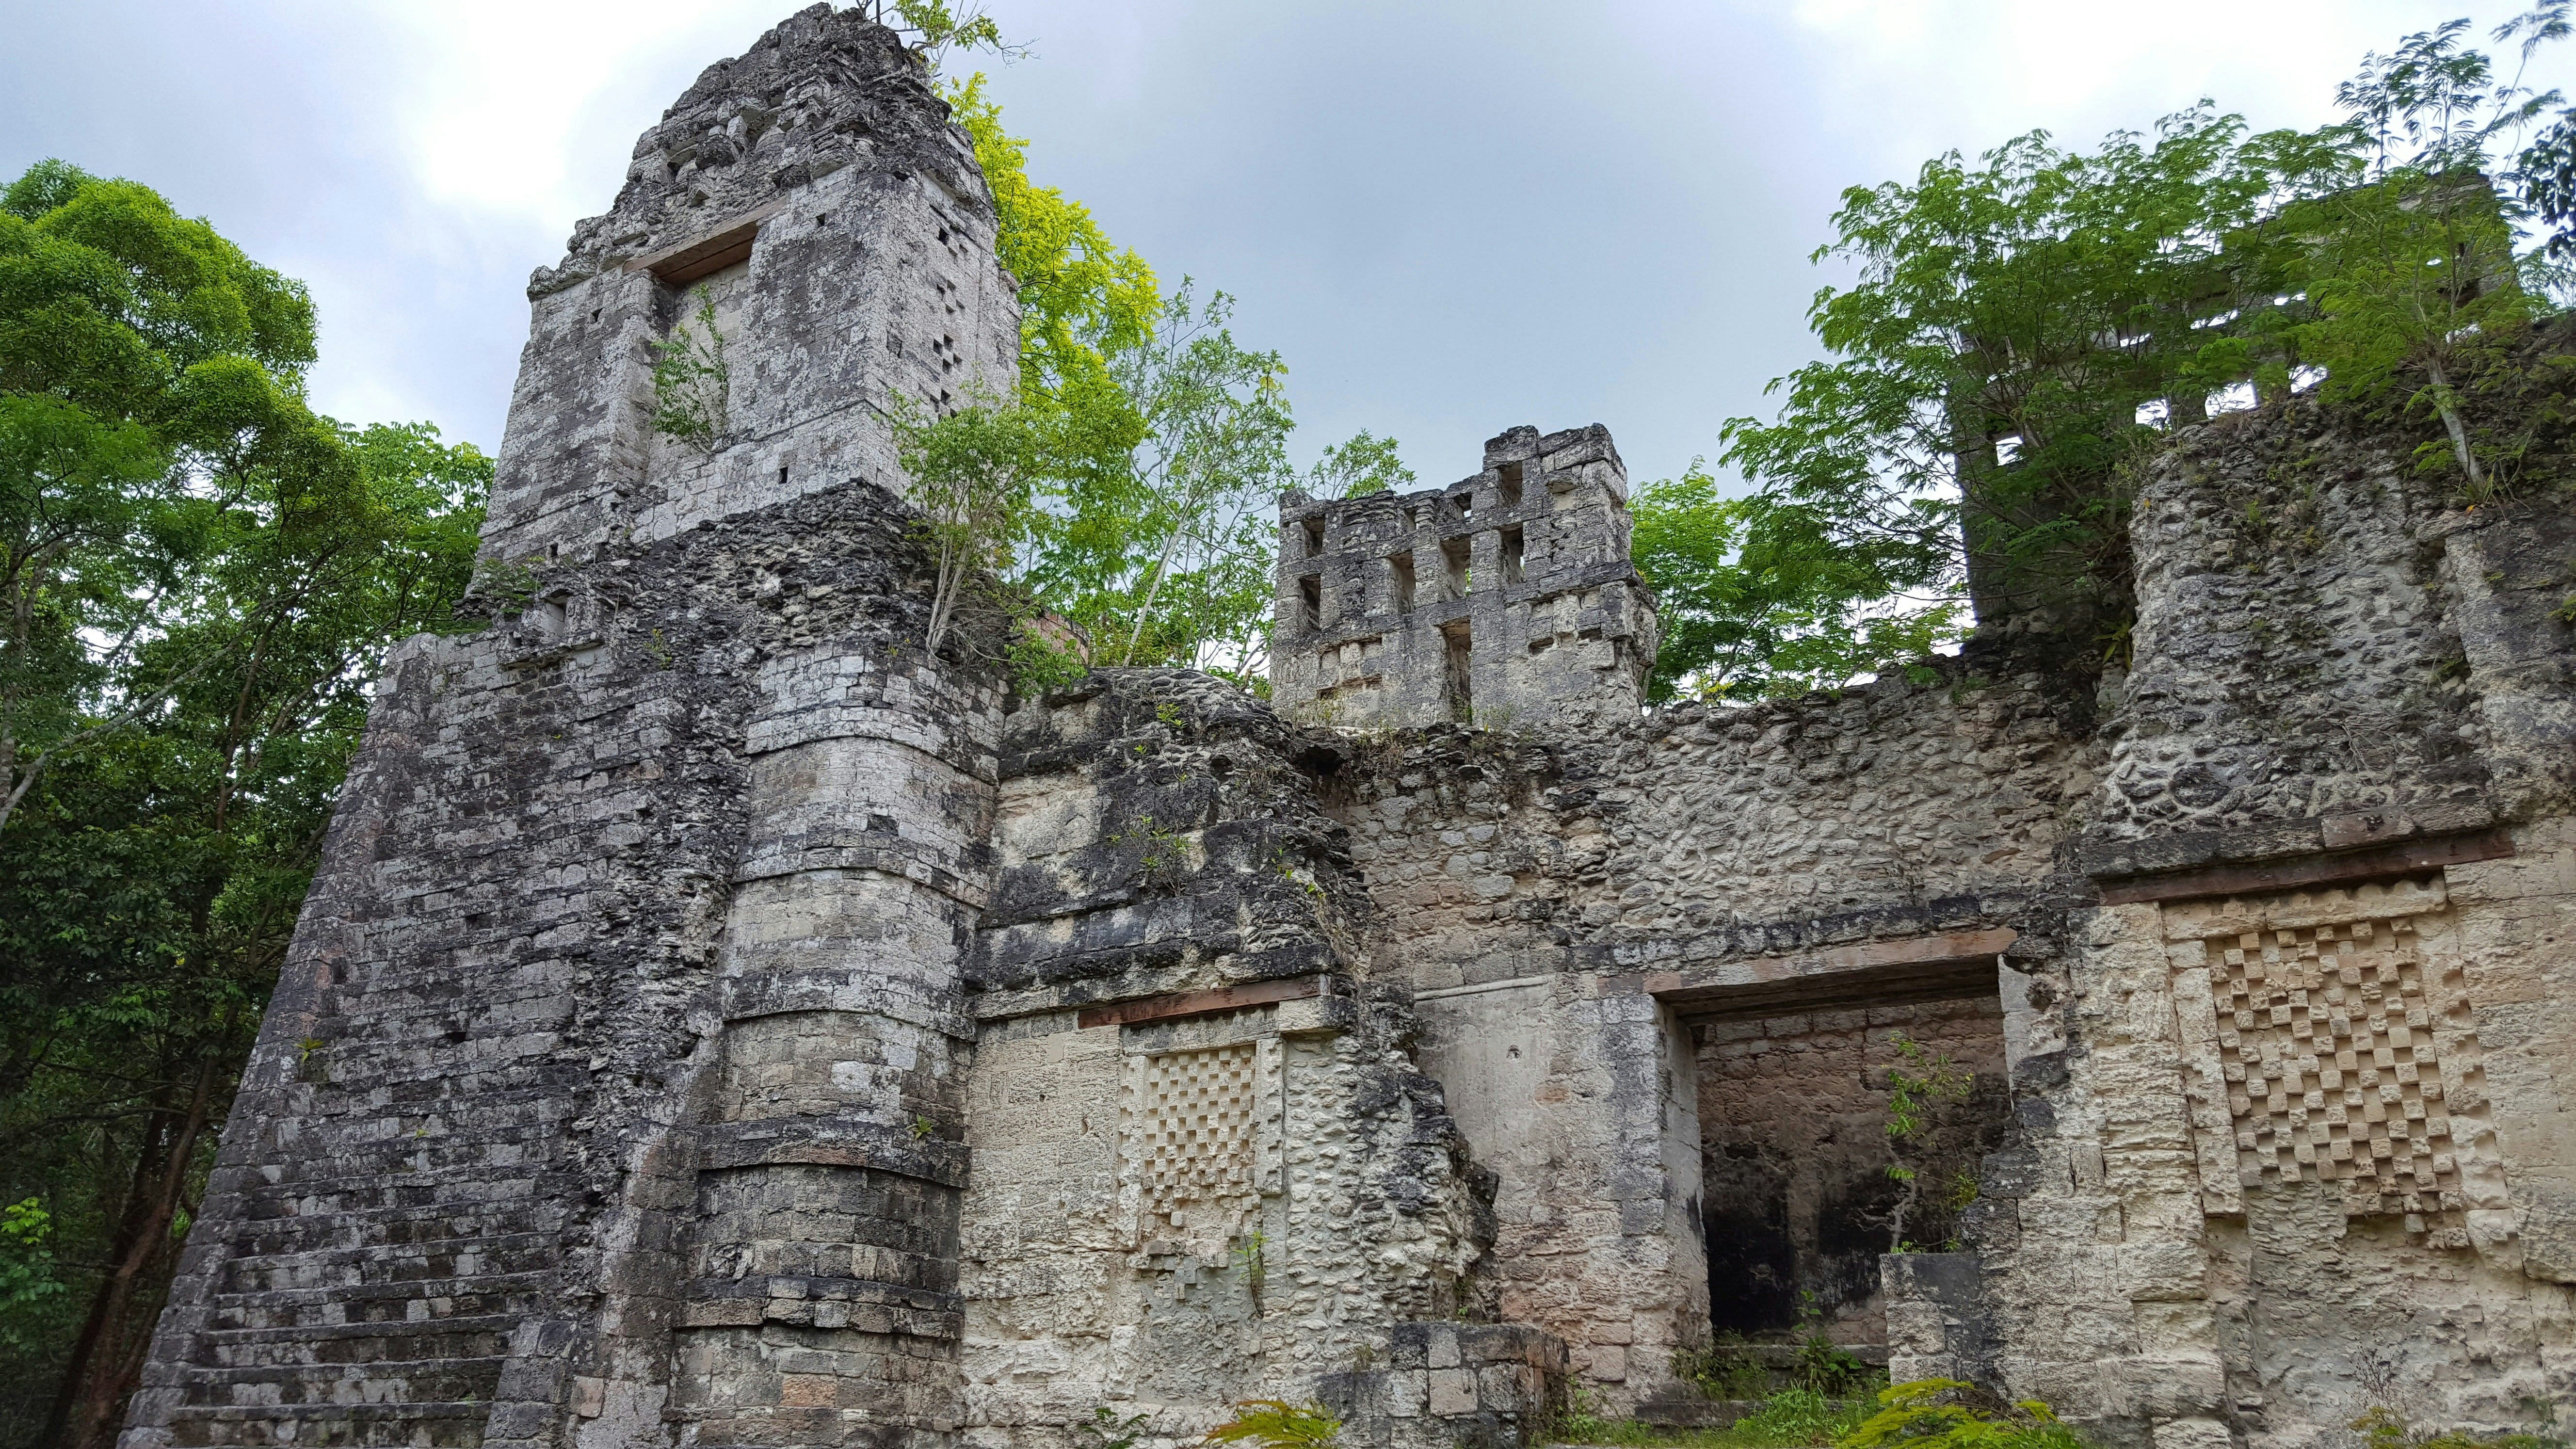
xmin=6 ymin=1 xmax=2569 ymax=491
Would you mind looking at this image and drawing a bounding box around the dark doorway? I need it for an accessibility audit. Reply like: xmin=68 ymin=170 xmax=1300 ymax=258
xmin=1694 ymin=996 xmax=2011 ymax=1345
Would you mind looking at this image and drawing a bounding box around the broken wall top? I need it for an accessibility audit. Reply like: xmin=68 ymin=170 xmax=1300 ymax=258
xmin=483 ymin=4 xmax=1019 ymax=569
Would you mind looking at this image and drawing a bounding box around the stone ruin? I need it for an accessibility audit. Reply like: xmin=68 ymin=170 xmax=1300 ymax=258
xmin=1270 ymin=427 xmax=1657 ymax=732
xmin=122 ymin=9 xmax=2576 ymax=1449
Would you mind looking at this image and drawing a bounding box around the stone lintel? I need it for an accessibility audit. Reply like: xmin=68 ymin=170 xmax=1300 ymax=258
xmin=2094 ymin=827 xmax=2515 ymax=905
xmin=625 ymin=204 xmax=784 ymax=284
xmin=1613 ymin=928 xmax=2018 ymax=1017
xmin=1074 ymin=974 xmax=1339 ymax=1030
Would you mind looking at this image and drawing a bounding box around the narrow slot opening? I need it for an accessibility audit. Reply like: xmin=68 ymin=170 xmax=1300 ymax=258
xmin=1454 ymin=492 xmax=1474 ymax=523
xmin=1497 ymin=461 xmax=1524 ymax=510
xmin=1500 ymin=525 xmax=1524 ymax=584
xmin=1443 ymin=623 xmax=1473 ymax=724
xmin=1391 ymin=552 xmax=1416 ymax=615
xmin=1442 ymin=538 xmax=1471 ymax=599
xmin=1303 ymin=516 xmax=1326 ymax=558
xmin=1299 ymin=574 xmax=1323 ymax=632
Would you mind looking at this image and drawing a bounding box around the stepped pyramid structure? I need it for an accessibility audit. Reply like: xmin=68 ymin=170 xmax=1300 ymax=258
xmin=128 ymin=8 xmax=2576 ymax=1449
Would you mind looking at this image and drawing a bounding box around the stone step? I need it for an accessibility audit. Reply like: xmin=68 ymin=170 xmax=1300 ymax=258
xmin=174 ymin=1354 xmax=505 ymax=1408
xmin=207 ymin=1277 xmax=547 ymax=1325
xmin=194 ymin=1318 xmax=517 ymax=1370
xmin=161 ymin=1399 xmax=489 ymax=1449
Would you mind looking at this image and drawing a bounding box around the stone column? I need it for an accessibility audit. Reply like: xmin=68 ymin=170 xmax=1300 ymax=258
xmin=670 ymin=645 xmax=1002 ymax=1449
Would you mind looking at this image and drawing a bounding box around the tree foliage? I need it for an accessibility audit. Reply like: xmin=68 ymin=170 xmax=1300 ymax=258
xmin=1632 ymin=462 xmax=1961 ymax=702
xmin=0 ymin=161 xmax=488 ymax=1449
xmin=1667 ymin=11 xmax=2576 ymax=701
xmin=945 ymin=65 xmax=1401 ymax=692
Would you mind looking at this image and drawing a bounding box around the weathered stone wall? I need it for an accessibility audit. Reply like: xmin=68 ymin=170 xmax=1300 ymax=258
xmin=959 ymin=673 xmax=1546 ymax=1449
xmin=120 ymin=479 xmax=990 ymax=1449
xmin=483 ymin=3 xmax=1016 ymax=569
xmin=1943 ymin=403 xmax=2576 ymax=1448
xmin=1272 ymin=425 xmax=1657 ymax=732
xmin=1325 ymin=659 xmax=2101 ymax=1411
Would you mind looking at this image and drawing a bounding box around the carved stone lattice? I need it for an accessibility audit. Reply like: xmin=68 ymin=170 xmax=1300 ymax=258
xmin=1122 ymin=1043 xmax=1262 ymax=1244
xmin=2203 ymin=915 xmax=2463 ymax=1210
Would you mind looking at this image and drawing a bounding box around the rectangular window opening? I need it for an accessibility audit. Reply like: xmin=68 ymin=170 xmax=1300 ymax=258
xmin=1442 ymin=624 xmax=1473 ymax=724
xmin=1298 ymin=574 xmax=1323 ymax=632
xmin=1500 ymin=525 xmax=1524 ymax=584
xmin=1303 ymin=516 xmax=1326 ymax=558
xmin=1442 ymin=538 xmax=1471 ymax=600
xmin=1391 ymin=552 xmax=1416 ymax=615
xmin=1497 ymin=461 xmax=1524 ymax=510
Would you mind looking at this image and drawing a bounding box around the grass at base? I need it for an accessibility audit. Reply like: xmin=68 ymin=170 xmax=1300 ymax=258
xmin=1554 ymin=1389 xmax=1871 ymax=1449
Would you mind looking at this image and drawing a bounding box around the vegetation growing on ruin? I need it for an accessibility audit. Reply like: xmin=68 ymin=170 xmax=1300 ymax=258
xmin=646 ymin=286 xmax=729 ymax=451
xmin=1208 ymin=1398 xmax=1345 ymax=1449
xmin=925 ymin=15 xmax=1416 ymax=691
xmin=1642 ymin=8 xmax=2576 ymax=702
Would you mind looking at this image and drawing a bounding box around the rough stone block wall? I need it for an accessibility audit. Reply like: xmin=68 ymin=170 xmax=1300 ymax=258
xmin=957 ymin=674 xmax=1545 ymax=1448
xmin=1952 ymin=401 xmax=2576 ymax=1447
xmin=1271 ymin=425 xmax=1657 ymax=732
xmin=1326 ymin=659 xmax=2099 ymax=1411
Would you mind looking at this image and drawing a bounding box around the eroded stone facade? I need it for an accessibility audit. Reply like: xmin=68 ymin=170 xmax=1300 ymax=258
xmin=124 ymin=10 xmax=2576 ymax=1449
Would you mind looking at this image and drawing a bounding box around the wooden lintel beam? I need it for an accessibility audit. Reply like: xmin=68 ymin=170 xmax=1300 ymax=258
xmin=1075 ymin=975 xmax=1332 ymax=1030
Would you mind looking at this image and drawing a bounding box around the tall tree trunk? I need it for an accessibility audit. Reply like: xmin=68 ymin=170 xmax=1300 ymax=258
xmin=46 ymin=1058 xmax=216 ymax=1449
xmin=2424 ymin=356 xmax=2486 ymax=493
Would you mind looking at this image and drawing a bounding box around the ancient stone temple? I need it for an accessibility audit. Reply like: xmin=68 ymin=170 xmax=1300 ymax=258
xmin=123 ymin=8 xmax=2576 ymax=1449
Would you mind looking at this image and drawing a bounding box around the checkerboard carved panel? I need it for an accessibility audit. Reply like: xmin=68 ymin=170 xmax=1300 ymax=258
xmin=2163 ymin=877 xmax=2502 ymax=1219
xmin=1118 ymin=1038 xmax=1280 ymax=1251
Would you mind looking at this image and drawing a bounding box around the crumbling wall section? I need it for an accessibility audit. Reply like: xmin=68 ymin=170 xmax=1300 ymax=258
xmin=1329 ymin=662 xmax=2103 ymax=1410
xmin=1272 ymin=426 xmax=1657 ymax=733
xmin=959 ymin=673 xmax=1548 ymax=1449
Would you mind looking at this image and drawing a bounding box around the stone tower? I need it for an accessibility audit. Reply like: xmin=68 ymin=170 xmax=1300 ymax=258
xmin=1269 ymin=424 xmax=1658 ymax=730
xmin=123 ymin=9 xmax=1021 ymax=1448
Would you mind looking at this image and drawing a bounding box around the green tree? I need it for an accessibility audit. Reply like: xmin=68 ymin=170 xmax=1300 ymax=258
xmin=1631 ymin=462 xmax=1963 ymax=701
xmin=888 ymin=389 xmax=1051 ymax=654
xmin=1717 ymin=109 xmax=2352 ymax=654
xmin=943 ymin=74 xmax=1160 ymax=423
xmin=1298 ymin=429 xmax=1416 ymax=500
xmin=0 ymin=161 xmax=488 ymax=1449
xmin=2289 ymin=16 xmax=2563 ymax=495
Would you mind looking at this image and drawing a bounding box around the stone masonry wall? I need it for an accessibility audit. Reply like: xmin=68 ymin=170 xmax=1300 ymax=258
xmin=959 ymin=673 xmax=1546 ymax=1449
xmin=1952 ymin=400 xmax=2576 ymax=1448
xmin=1332 ymin=658 xmax=2102 ymax=1412
xmin=120 ymin=479 xmax=989 ymax=1449
xmin=1272 ymin=425 xmax=1658 ymax=733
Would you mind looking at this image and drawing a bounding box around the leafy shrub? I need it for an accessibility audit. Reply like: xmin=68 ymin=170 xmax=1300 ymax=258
xmin=1733 ymin=1388 xmax=1869 ymax=1446
xmin=1837 ymin=1380 xmax=2085 ymax=1449
xmin=1207 ymin=1400 xmax=1340 ymax=1449
xmin=1673 ymin=1336 xmax=1771 ymax=1400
